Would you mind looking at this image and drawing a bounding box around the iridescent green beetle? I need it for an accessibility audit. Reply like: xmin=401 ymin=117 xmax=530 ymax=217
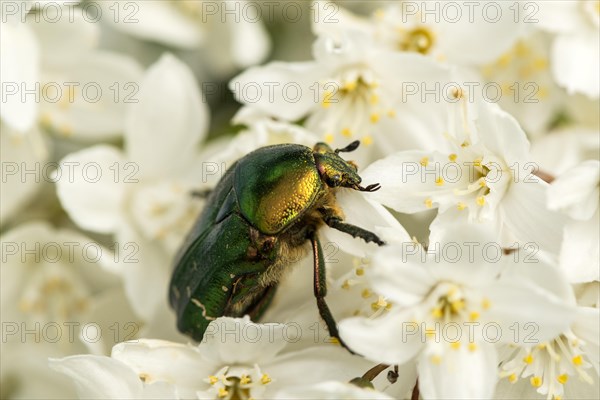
xmin=169 ymin=141 xmax=383 ymax=349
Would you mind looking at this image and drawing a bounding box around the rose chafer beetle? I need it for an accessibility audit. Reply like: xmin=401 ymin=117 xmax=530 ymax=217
xmin=169 ymin=140 xmax=383 ymax=349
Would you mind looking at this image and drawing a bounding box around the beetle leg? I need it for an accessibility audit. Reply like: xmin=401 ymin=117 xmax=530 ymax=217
xmin=310 ymin=232 xmax=355 ymax=354
xmin=323 ymin=215 xmax=385 ymax=246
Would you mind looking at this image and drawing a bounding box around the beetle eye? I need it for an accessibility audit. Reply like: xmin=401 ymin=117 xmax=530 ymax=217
xmin=330 ymin=174 xmax=342 ymax=186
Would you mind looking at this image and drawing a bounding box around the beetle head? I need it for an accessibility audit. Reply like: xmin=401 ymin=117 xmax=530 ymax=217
xmin=313 ymin=141 xmax=381 ymax=192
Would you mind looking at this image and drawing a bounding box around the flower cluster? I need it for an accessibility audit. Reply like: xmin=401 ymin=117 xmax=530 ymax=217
xmin=1 ymin=1 xmax=598 ymax=399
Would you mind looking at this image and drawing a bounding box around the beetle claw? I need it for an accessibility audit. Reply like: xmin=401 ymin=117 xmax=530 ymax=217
xmin=357 ymin=183 xmax=381 ymax=192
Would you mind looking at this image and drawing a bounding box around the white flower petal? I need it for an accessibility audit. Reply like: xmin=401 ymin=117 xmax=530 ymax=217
xmin=49 ymin=355 xmax=144 ymax=399
xmin=230 ymin=14 xmax=270 ymax=68
xmin=111 ymin=339 xmax=210 ymax=397
xmin=229 ymin=61 xmax=321 ymax=121
xmin=100 ymin=0 xmax=202 ymax=49
xmin=500 ymin=179 xmax=566 ymax=254
xmin=277 ymin=380 xmax=393 ymax=399
xmin=560 ymin=215 xmax=600 ymax=283
xmin=125 ymin=53 xmax=208 ymax=179
xmin=548 ymin=160 xmax=600 ymax=220
xmin=418 ymin=343 xmax=498 ymax=400
xmin=552 ymin=33 xmax=600 ymax=98
xmin=200 ymin=317 xmax=288 ymax=366
xmin=340 ymin=311 xmax=425 ymax=365
xmin=0 ymin=21 xmax=39 ymax=132
xmin=41 ymin=51 xmax=143 ymax=140
xmin=55 ymin=145 xmax=126 ymax=234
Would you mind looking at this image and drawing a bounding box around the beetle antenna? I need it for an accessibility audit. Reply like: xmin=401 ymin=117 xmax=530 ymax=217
xmin=335 ymin=140 xmax=360 ymax=154
xmin=357 ymin=183 xmax=381 ymax=192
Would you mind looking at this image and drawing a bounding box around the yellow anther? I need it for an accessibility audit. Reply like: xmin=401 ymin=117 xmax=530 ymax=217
xmin=557 ymin=374 xmax=568 ymax=384
xmin=420 ymin=157 xmax=429 ymax=166
xmin=218 ymin=387 xmax=229 ymax=398
xmin=385 ymin=302 xmax=392 ymax=310
xmin=361 ymin=289 xmax=372 ymax=298
xmin=329 ymin=336 xmax=341 ymax=345
xmin=532 ymin=57 xmax=548 ymax=71
xmin=468 ymin=343 xmax=477 ymax=352
xmin=523 ymin=354 xmax=533 ymax=364
xmin=572 ymin=355 xmax=583 ymax=365
xmin=424 ymin=198 xmax=433 ymax=208
xmin=448 ymin=153 xmax=457 ymax=162
xmin=370 ymin=113 xmax=380 ymax=123
xmin=240 ymin=374 xmax=252 ymax=385
xmin=341 ymin=127 xmax=352 ymax=137
xmin=497 ymin=52 xmax=512 ymax=67
xmin=371 ymin=296 xmax=388 ymax=310
xmin=369 ymin=94 xmax=379 ymax=104
xmin=261 ymin=374 xmax=272 ymax=385
xmin=530 ymin=376 xmax=542 ymax=388
xmin=425 ymin=328 xmax=436 ymax=338
xmin=355 ymin=267 xmax=364 ymax=276
xmin=469 ymin=311 xmax=480 ymax=321
xmin=450 ymin=341 xmax=461 ymax=350
xmin=508 ymin=373 xmax=518 ymax=383
xmin=208 ymin=375 xmax=219 ymax=385
xmin=324 ymin=133 xmax=334 ymax=144
xmin=457 ymin=202 xmax=467 ymax=211
xmin=478 ymin=178 xmax=487 ymax=187
xmin=343 ymin=80 xmax=357 ymax=91
xmin=386 ymin=109 xmax=396 ymax=118
xmin=341 ymin=280 xmax=350 ymax=290
xmin=476 ymin=196 xmax=486 ymax=206
xmin=461 ymin=140 xmax=470 ymax=147
xmin=451 ymin=300 xmax=464 ymax=312
xmin=473 ymin=158 xmax=482 ymax=167
xmin=430 ymin=355 xmax=442 ymax=365
xmin=322 ymin=91 xmax=334 ymax=108
xmin=482 ymin=298 xmax=491 ymax=309
xmin=431 ymin=308 xmax=443 ymax=318
xmin=435 ymin=177 xmax=444 ymax=186
xmin=362 ymin=135 xmax=373 ymax=146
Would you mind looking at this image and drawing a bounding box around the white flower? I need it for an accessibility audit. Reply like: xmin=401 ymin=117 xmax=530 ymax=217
xmin=0 ymin=7 xmax=143 ymax=138
xmin=230 ymin=29 xmax=450 ymax=164
xmin=339 ymin=225 xmax=575 ymax=399
xmin=50 ymin=317 xmax=371 ymax=399
xmin=0 ymin=222 xmax=138 ymax=397
xmin=537 ymin=0 xmax=600 ymax=98
xmin=361 ymin=95 xmax=566 ymax=253
xmin=0 ymin=123 xmax=49 ymax=226
xmin=548 ymin=160 xmax=600 ymax=283
xmin=100 ymin=0 xmax=270 ymax=74
xmin=314 ymin=1 xmax=524 ymax=67
xmin=480 ymin=31 xmax=564 ymax=136
xmin=496 ymin=255 xmax=599 ymax=400
xmin=54 ymin=54 xmax=209 ymax=331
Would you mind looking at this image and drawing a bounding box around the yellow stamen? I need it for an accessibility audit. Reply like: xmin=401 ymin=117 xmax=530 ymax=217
xmin=370 ymin=113 xmax=380 ymax=123
xmin=448 ymin=153 xmax=457 ymax=162
xmin=482 ymin=298 xmax=491 ymax=309
xmin=424 ymin=198 xmax=433 ymax=208
xmin=508 ymin=373 xmax=518 ymax=383
xmin=261 ymin=373 xmax=272 ymax=385
xmin=341 ymin=280 xmax=350 ymax=290
xmin=343 ymin=80 xmax=357 ymax=91
xmin=530 ymin=376 xmax=542 ymax=388
xmin=572 ymin=355 xmax=583 ymax=365
xmin=341 ymin=128 xmax=352 ymax=137
xmin=361 ymin=289 xmax=372 ymax=298
xmin=420 ymin=157 xmax=429 ymax=166
xmin=469 ymin=311 xmax=480 ymax=321
xmin=369 ymin=94 xmax=379 ymax=104
xmin=450 ymin=341 xmax=461 ymax=350
xmin=324 ymin=133 xmax=334 ymax=144
xmin=431 ymin=308 xmax=443 ymax=318
xmin=218 ymin=387 xmax=229 ymax=398
xmin=557 ymin=374 xmax=568 ymax=384
xmin=362 ymin=135 xmax=373 ymax=146
xmin=355 ymin=267 xmax=364 ymax=276
xmin=457 ymin=202 xmax=467 ymax=211
xmin=523 ymin=354 xmax=533 ymax=364
xmin=240 ymin=374 xmax=252 ymax=385
xmin=476 ymin=196 xmax=486 ymax=206
xmin=430 ymin=355 xmax=442 ymax=365
xmin=468 ymin=343 xmax=477 ymax=352
xmin=208 ymin=375 xmax=219 ymax=385
xmin=435 ymin=177 xmax=444 ymax=186
xmin=386 ymin=109 xmax=396 ymax=118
